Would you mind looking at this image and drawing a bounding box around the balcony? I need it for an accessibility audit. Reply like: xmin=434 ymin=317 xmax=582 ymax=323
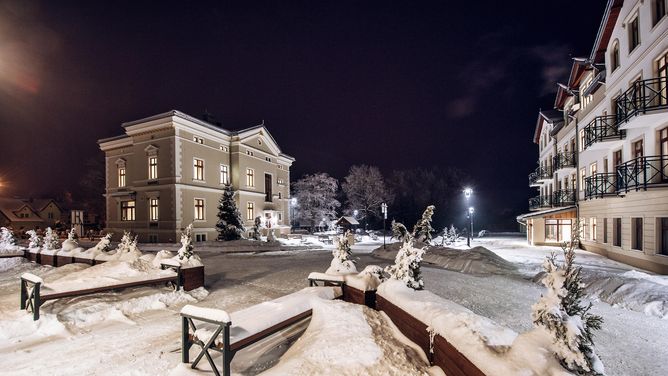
xmin=617 ymin=155 xmax=668 ymax=193
xmin=552 ymin=189 xmax=575 ymax=206
xmin=583 ymin=115 xmax=625 ymax=150
xmin=553 ymin=152 xmax=577 ymax=171
xmin=528 ymin=166 xmax=552 ymax=187
xmin=585 ymin=173 xmax=617 ymax=199
xmin=615 ymin=76 xmax=668 ymax=128
xmin=529 ymin=195 xmax=552 ymax=211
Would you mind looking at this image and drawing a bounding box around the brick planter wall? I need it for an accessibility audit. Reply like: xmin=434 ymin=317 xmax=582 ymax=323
xmin=341 ymin=285 xmax=376 ymax=309
xmin=40 ymin=254 xmax=56 ymax=267
xmin=55 ymin=255 xmax=74 ymax=267
xmin=28 ymin=251 xmax=40 ymax=263
xmin=73 ymin=257 xmax=95 ymax=265
xmin=181 ymin=266 xmax=204 ymax=291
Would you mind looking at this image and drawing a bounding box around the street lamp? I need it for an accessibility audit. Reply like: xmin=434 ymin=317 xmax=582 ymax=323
xmin=468 ymin=207 xmax=475 ymax=247
xmin=353 ymin=209 xmax=359 ymax=217
xmin=290 ymin=198 xmax=297 ymax=229
xmin=381 ymin=203 xmax=388 ymax=249
xmin=463 ymin=188 xmax=473 ymax=247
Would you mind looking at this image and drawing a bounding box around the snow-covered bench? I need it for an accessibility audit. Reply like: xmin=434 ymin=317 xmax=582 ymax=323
xmin=307 ymin=272 xmax=345 ymax=287
xmin=180 ymin=286 xmax=342 ymax=376
xmin=19 ymin=262 xmax=182 ymax=320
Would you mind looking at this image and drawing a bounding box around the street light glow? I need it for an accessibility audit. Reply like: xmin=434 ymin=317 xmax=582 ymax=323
xmin=290 ymin=197 xmax=297 ymax=206
xmin=464 ymin=188 xmax=472 ymax=199
xmin=469 ymin=207 xmax=475 ymax=214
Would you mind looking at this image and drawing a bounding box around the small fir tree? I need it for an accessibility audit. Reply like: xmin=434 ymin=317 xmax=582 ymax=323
xmin=216 ymin=184 xmax=245 ymax=241
xmin=333 ymin=231 xmax=354 ymax=263
xmin=532 ymin=221 xmax=605 ymax=375
xmin=116 ymin=231 xmax=134 ymax=253
xmin=67 ymin=227 xmax=78 ymax=241
xmin=94 ymin=233 xmax=113 ymax=252
xmin=251 ymin=216 xmax=262 ymax=240
xmin=43 ymin=227 xmax=60 ymax=250
xmin=27 ymin=230 xmax=42 ymax=249
xmin=413 ymin=205 xmax=435 ymax=244
xmin=178 ymin=224 xmax=194 ymax=260
xmin=0 ymin=227 xmax=17 ymax=246
xmin=391 ymin=220 xmax=408 ymax=241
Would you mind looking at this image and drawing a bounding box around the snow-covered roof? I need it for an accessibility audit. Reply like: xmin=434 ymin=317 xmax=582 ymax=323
xmin=516 ymin=206 xmax=576 ymax=222
xmin=0 ymin=197 xmax=45 ymax=223
xmin=336 ymin=216 xmax=360 ymax=225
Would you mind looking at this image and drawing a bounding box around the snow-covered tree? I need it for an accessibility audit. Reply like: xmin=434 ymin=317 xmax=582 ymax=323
xmin=116 ymin=231 xmax=135 ymax=253
xmin=67 ymin=227 xmax=78 ymax=241
xmin=93 ymin=233 xmax=113 ymax=252
xmin=325 ymin=231 xmax=357 ymax=275
xmin=385 ymin=237 xmax=425 ymax=290
xmin=440 ymin=224 xmax=459 ymax=246
xmin=251 ymin=216 xmax=262 ymax=240
xmin=391 ymin=220 xmax=408 ymax=241
xmin=293 ymin=173 xmax=340 ymax=231
xmin=0 ymin=227 xmax=17 ymax=247
xmin=27 ymin=230 xmax=42 ymax=249
xmin=532 ymin=222 xmax=604 ymax=375
xmin=178 ymin=224 xmax=194 ymax=260
xmin=216 ymin=184 xmax=245 ymax=241
xmin=341 ymin=165 xmax=394 ymax=225
xmin=413 ymin=205 xmax=435 ymax=244
xmin=42 ymin=227 xmax=60 ymax=250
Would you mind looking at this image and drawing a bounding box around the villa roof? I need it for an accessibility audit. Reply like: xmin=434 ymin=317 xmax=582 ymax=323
xmin=0 ymin=197 xmax=44 ymax=223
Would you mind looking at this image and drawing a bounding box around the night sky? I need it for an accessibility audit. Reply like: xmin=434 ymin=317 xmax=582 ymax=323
xmin=0 ymin=0 xmax=607 ymax=229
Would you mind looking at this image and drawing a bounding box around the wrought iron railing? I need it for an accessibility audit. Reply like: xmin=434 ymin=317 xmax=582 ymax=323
xmin=615 ymin=76 xmax=668 ymax=123
xmin=552 ymin=189 xmax=575 ymax=206
xmin=585 ymin=173 xmax=617 ymax=199
xmin=529 ymin=195 xmax=552 ymax=210
xmin=583 ymin=115 xmax=625 ymax=149
xmin=617 ymin=155 xmax=668 ymax=193
xmin=528 ymin=166 xmax=552 ymax=186
xmin=553 ymin=152 xmax=577 ymax=170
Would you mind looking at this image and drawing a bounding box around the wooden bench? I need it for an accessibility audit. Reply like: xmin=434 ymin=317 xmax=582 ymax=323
xmin=180 ymin=286 xmax=341 ymax=376
xmin=307 ymin=272 xmax=345 ymax=287
xmin=19 ymin=262 xmax=182 ymax=320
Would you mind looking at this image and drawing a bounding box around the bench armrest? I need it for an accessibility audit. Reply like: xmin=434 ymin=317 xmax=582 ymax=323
xmin=181 ymin=304 xmax=231 ymax=325
xmin=21 ymin=273 xmax=44 ymax=285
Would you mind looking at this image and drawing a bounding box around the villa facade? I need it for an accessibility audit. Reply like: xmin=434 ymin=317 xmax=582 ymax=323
xmin=98 ymin=110 xmax=295 ymax=243
xmin=519 ymin=0 xmax=668 ymax=274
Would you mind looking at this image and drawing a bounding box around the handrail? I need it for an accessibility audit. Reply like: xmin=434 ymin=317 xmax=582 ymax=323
xmin=529 ymin=195 xmax=552 ymax=210
xmin=615 ymin=76 xmax=668 ymax=123
xmin=583 ymin=115 xmax=625 ymax=149
xmin=553 ymin=152 xmax=577 ymax=170
xmin=617 ymin=155 xmax=668 ymax=193
xmin=584 ymin=173 xmax=617 ymax=199
xmin=552 ymin=190 xmax=575 ymax=206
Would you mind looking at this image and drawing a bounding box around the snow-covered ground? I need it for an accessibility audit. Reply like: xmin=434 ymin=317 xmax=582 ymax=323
xmin=0 ymin=236 xmax=666 ymax=375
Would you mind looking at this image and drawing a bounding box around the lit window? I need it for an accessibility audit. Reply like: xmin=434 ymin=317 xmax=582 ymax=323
xmin=590 ymin=218 xmax=597 ymax=241
xmin=194 ymin=199 xmax=205 ymax=220
xmin=590 ymin=162 xmax=597 ymax=176
xmin=265 ymin=157 xmax=271 ymax=162
xmin=579 ymin=129 xmax=585 ymax=152
xmin=247 ymin=202 xmax=254 ymax=220
xmin=220 ymin=145 xmax=228 ymax=152
xmin=220 ymin=164 xmax=229 ymax=184
xmin=629 ymin=16 xmax=640 ymax=52
xmin=148 ymin=157 xmax=158 ymax=180
xmin=149 ymin=198 xmax=159 ymax=221
xmin=193 ymin=136 xmax=204 ymax=144
xmin=121 ymin=200 xmax=136 ymax=221
xmin=118 ymin=167 xmax=126 ymax=187
xmin=194 ymin=158 xmax=204 ymax=181
xmin=580 ymin=76 xmax=593 ymax=109
xmin=580 ymin=168 xmax=586 ymax=192
xmin=246 ymin=168 xmax=255 ymax=187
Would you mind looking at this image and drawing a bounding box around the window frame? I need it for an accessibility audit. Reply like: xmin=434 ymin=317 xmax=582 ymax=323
xmin=121 ymin=200 xmax=136 ymax=221
xmin=148 ymin=156 xmax=158 ymax=180
xmin=194 ymin=198 xmax=205 ymax=221
xmin=246 ymin=168 xmax=255 ymax=187
xmin=149 ymin=198 xmax=159 ymax=222
xmin=118 ymin=167 xmax=126 ymax=187
xmin=246 ymin=201 xmax=254 ymax=220
xmin=220 ymin=164 xmax=229 ymax=185
xmin=629 ymin=15 xmax=641 ymax=53
xmin=193 ymin=158 xmax=205 ymax=181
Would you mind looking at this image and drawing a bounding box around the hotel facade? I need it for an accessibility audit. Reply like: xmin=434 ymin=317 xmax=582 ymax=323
xmin=99 ymin=110 xmax=295 ymax=243
xmin=519 ymin=0 xmax=668 ymax=274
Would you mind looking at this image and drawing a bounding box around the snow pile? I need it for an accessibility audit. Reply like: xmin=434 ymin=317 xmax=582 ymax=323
xmin=57 ymin=228 xmax=85 ymax=256
xmin=261 ymin=299 xmax=434 ymax=376
xmin=0 ymin=256 xmax=25 ymax=272
xmin=345 ymin=265 xmax=385 ymax=291
xmin=307 ymin=272 xmax=345 ymax=283
xmin=96 ymin=232 xmax=141 ymax=262
xmin=378 ymin=279 xmax=576 ymax=375
xmin=72 ymin=233 xmax=113 ymax=260
xmin=0 ymin=227 xmax=22 ymax=254
xmin=325 ymin=232 xmax=357 ymax=275
xmin=0 ymin=311 xmax=68 ymax=345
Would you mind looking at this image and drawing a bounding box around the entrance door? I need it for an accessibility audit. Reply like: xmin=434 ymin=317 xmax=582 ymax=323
xmin=264 ymin=174 xmax=272 ymax=202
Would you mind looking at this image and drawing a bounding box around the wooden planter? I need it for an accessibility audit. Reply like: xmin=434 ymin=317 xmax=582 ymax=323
xmin=73 ymin=257 xmax=94 ymax=265
xmin=55 ymin=255 xmax=74 ymax=267
xmin=342 ymin=285 xmax=376 ymax=309
xmin=376 ymin=295 xmax=485 ymax=376
xmin=181 ymin=266 xmax=204 ymax=291
xmin=40 ymin=253 xmax=56 ymax=267
xmin=28 ymin=251 xmax=40 ymax=263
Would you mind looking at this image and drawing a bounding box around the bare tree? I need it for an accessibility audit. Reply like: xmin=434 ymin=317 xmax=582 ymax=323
xmin=293 ymin=173 xmax=340 ymax=231
xmin=342 ymin=165 xmax=394 ymax=227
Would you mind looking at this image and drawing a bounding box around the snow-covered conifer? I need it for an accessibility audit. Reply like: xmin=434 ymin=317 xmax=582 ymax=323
xmin=325 ymin=231 xmax=357 ymax=274
xmin=94 ymin=233 xmax=113 ymax=252
xmin=385 ymin=237 xmax=425 ymax=290
xmin=116 ymin=231 xmax=134 ymax=253
xmin=391 ymin=220 xmax=408 ymax=241
xmin=216 ymin=184 xmax=245 ymax=241
xmin=42 ymin=227 xmax=60 ymax=250
xmin=0 ymin=227 xmax=17 ymax=247
xmin=67 ymin=227 xmax=78 ymax=241
xmin=27 ymin=230 xmax=42 ymax=249
xmin=251 ymin=216 xmax=262 ymax=240
xmin=413 ymin=205 xmax=435 ymax=244
xmin=532 ymin=222 xmax=604 ymax=375
xmin=448 ymin=225 xmax=458 ymax=242
xmin=178 ymin=224 xmax=194 ymax=260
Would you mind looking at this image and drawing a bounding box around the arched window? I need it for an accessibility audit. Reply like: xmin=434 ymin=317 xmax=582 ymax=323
xmin=610 ymin=40 xmax=620 ymax=72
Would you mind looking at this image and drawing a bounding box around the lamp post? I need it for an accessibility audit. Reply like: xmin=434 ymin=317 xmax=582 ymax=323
xmin=290 ymin=198 xmax=297 ymax=229
xmin=463 ymin=188 xmax=473 ymax=247
xmin=381 ymin=203 xmax=387 ymax=249
xmin=468 ymin=207 xmax=475 ymax=247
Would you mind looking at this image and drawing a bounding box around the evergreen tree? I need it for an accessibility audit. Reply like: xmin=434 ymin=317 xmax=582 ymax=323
xmin=0 ymin=227 xmax=17 ymax=247
xmin=27 ymin=230 xmax=42 ymax=249
xmin=43 ymin=227 xmax=60 ymax=250
xmin=252 ymin=216 xmax=262 ymax=240
xmin=178 ymin=224 xmax=194 ymax=260
xmin=413 ymin=205 xmax=435 ymax=244
xmin=216 ymin=184 xmax=245 ymax=241
xmin=67 ymin=227 xmax=78 ymax=241
xmin=532 ymin=221 xmax=605 ymax=375
xmin=333 ymin=231 xmax=354 ymax=263
xmin=391 ymin=220 xmax=408 ymax=241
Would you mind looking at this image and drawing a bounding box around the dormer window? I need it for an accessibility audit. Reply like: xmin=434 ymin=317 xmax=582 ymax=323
xmin=193 ymin=136 xmax=204 ymax=144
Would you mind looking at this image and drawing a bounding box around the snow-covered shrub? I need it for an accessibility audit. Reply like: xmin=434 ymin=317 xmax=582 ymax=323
xmin=27 ymin=230 xmax=42 ymax=249
xmin=216 ymin=184 xmax=245 ymax=241
xmin=251 ymin=216 xmax=262 ymax=240
xmin=440 ymin=224 xmax=460 ymax=246
xmin=478 ymin=230 xmax=488 ymax=238
xmin=391 ymin=220 xmax=408 ymax=241
xmin=61 ymin=227 xmax=80 ymax=252
xmin=532 ymin=222 xmax=604 ymax=375
xmin=413 ymin=205 xmax=435 ymax=244
xmin=93 ymin=233 xmax=113 ymax=252
xmin=325 ymin=231 xmax=357 ymax=275
xmin=267 ymin=228 xmax=276 ymax=242
xmin=42 ymin=227 xmax=60 ymax=250
xmin=0 ymin=227 xmax=17 ymax=248
xmin=385 ymin=238 xmax=425 ymax=290
xmin=177 ymin=224 xmax=194 ymax=260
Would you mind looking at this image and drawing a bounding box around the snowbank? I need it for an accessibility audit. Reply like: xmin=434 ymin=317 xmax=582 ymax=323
xmin=377 ymin=279 xmax=572 ymax=375
xmin=307 ymin=272 xmax=345 ymax=283
xmin=344 ymin=265 xmax=384 ymax=291
xmin=373 ymin=243 xmax=518 ymax=275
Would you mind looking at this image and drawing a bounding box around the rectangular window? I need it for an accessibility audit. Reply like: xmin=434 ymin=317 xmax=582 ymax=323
xmin=246 ymin=202 xmax=254 ymax=220
xmin=632 ymin=218 xmax=643 ymax=250
xmin=194 ymin=158 xmax=204 ymax=181
xmin=654 ymin=0 xmax=666 ymax=26
xmin=590 ymin=217 xmax=597 ymax=241
xmin=220 ymin=145 xmax=228 ymax=152
xmin=148 ymin=234 xmax=158 ymax=243
xmin=544 ymin=219 xmax=572 ymax=243
xmin=193 ymin=136 xmax=204 ymax=144
xmin=265 ymin=173 xmax=273 ymax=202
xmin=580 ymin=168 xmax=586 ymax=192
xmin=220 ymin=164 xmax=229 ymax=185
xmin=278 ymin=213 xmax=282 ymax=221
xmin=590 ymin=162 xmax=597 ymax=176
xmin=659 ymin=217 xmax=668 ymax=255
xmin=194 ymin=199 xmax=205 ymax=220
xmin=603 ymin=218 xmax=608 ymax=243
xmin=633 ymin=139 xmax=644 ymax=158
xmin=148 ymin=157 xmax=158 ymax=180
xmin=629 ymin=16 xmax=640 ymax=52
xmin=661 ymin=127 xmax=668 ymax=180
xmin=613 ymin=218 xmax=622 ymax=246
xmin=195 ymin=234 xmax=207 ymax=242
xmin=149 ymin=198 xmax=159 ymax=222
xmin=246 ymin=168 xmax=255 ymax=187
xmin=118 ymin=167 xmax=126 ymax=187
xmin=121 ymin=200 xmax=136 ymax=221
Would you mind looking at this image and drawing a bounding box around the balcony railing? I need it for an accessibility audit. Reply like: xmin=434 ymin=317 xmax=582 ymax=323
xmin=529 ymin=195 xmax=552 ymax=211
xmin=583 ymin=115 xmax=625 ymax=149
xmin=528 ymin=166 xmax=552 ymax=186
xmin=585 ymin=173 xmax=617 ymax=199
xmin=615 ymin=76 xmax=668 ymax=124
xmin=552 ymin=189 xmax=575 ymax=206
xmin=617 ymin=155 xmax=668 ymax=193
xmin=553 ymin=152 xmax=577 ymax=170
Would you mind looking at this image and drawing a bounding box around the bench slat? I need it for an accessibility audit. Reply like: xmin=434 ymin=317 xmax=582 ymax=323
xmin=42 ymin=275 xmax=177 ymax=300
xmin=230 ymin=309 xmax=312 ymax=352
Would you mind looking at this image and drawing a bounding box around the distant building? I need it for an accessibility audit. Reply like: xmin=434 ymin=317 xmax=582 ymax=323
xmin=336 ymin=216 xmax=360 ymax=232
xmin=519 ymin=0 xmax=668 ymax=274
xmin=98 ymin=110 xmax=295 ymax=243
xmin=0 ymin=197 xmax=63 ymax=232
